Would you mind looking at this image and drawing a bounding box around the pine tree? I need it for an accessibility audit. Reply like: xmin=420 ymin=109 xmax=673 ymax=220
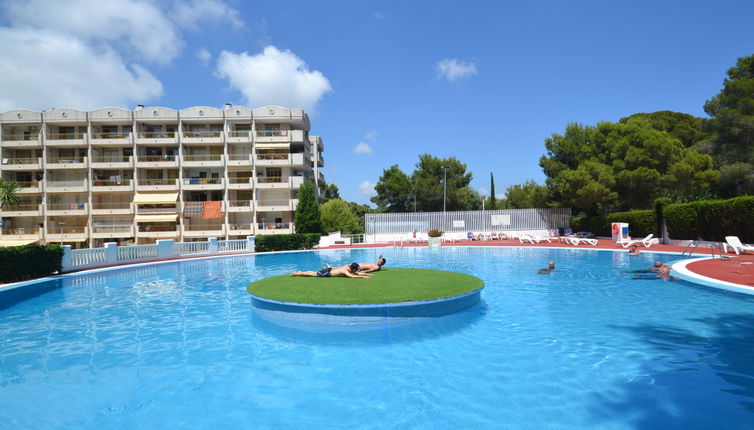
xmin=489 ymin=172 xmax=496 ymax=210
xmin=294 ymin=181 xmax=321 ymax=233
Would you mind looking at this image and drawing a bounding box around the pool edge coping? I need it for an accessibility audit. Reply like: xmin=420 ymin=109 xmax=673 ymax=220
xmin=670 ymin=257 xmax=754 ymax=295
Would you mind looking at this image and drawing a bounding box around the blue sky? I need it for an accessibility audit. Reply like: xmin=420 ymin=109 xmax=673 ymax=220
xmin=1 ymin=0 xmax=753 ymax=205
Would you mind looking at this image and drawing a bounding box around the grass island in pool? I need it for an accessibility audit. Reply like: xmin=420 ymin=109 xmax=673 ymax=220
xmin=246 ymin=268 xmax=484 ymax=305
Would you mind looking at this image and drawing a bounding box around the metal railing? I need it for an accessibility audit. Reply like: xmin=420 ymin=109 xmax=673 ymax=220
xmin=2 ymin=134 xmax=39 ymax=141
xmin=183 ymin=154 xmax=223 ymax=161
xmin=137 ymin=132 xmax=176 ymax=138
xmin=228 ymin=177 xmax=253 ymax=184
xmin=257 ymin=200 xmax=290 ymax=207
xmin=256 ymin=176 xmax=283 ymax=183
xmin=228 ymin=223 xmax=252 ymax=231
xmin=47 ymin=202 xmax=87 ymax=210
xmin=47 ymin=227 xmax=86 ymax=234
xmin=91 ymin=156 xmax=131 ymax=163
xmin=91 ymin=202 xmax=132 ymax=209
xmin=47 ymin=133 xmax=85 ymax=140
xmin=1 ymin=203 xmax=40 ymax=211
xmin=182 ymin=131 xmax=222 ymax=138
xmin=92 ymin=179 xmax=131 ymax=187
xmin=227 ymin=200 xmax=252 ymax=207
xmin=256 ymin=153 xmax=288 ymax=160
xmin=137 ymin=206 xmax=177 ymax=214
xmin=183 ymin=178 xmax=222 ymax=185
xmin=92 ymin=132 xmax=131 ymax=139
xmin=92 ymin=225 xmax=133 ymax=233
xmin=47 ymin=156 xmax=86 ymax=163
xmin=258 ymin=222 xmax=290 ymax=229
xmin=138 ymin=179 xmax=177 ymax=186
xmin=184 ymin=224 xmax=224 ymax=231
xmin=13 ymin=180 xmax=41 ymax=188
xmin=2 ymin=227 xmax=40 ymax=235
xmin=256 ymin=130 xmax=288 ymax=137
xmin=137 ymin=155 xmax=177 ymax=162
xmin=227 ymin=130 xmax=251 ymax=138
xmin=228 ymin=153 xmax=253 ymax=160
xmin=47 ymin=180 xmax=86 ymax=188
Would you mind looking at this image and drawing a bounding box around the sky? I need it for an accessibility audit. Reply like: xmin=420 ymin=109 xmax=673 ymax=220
xmin=1 ymin=0 xmax=753 ymax=205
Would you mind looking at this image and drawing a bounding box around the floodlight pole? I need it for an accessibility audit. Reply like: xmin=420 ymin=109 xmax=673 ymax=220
xmin=59 ymin=222 xmax=65 ymax=246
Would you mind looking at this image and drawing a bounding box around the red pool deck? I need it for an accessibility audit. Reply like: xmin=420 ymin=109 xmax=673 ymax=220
xmin=319 ymin=238 xmax=754 ymax=289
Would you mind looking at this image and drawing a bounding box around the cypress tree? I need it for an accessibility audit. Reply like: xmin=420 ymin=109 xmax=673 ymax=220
xmin=294 ymin=180 xmax=322 ymax=233
xmin=489 ymin=172 xmax=496 ymax=210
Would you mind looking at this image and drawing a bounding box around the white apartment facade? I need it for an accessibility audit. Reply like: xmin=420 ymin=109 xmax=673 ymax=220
xmin=0 ymin=105 xmax=324 ymax=248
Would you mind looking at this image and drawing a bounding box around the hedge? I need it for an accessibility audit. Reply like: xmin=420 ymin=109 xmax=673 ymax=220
xmin=606 ymin=210 xmax=657 ymax=238
xmin=570 ymin=216 xmax=608 ymax=236
xmin=255 ymin=233 xmax=321 ymax=252
xmin=664 ymin=196 xmax=754 ymax=242
xmin=0 ymin=244 xmax=64 ymax=283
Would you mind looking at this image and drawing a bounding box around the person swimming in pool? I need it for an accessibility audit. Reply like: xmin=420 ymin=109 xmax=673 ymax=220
xmin=628 ymin=245 xmax=641 ymax=256
xmin=538 ymin=261 xmax=556 ymax=274
xmin=625 ymin=261 xmax=663 ymax=274
xmin=290 ymin=262 xmax=372 ymax=278
xmin=356 ymin=254 xmax=387 ymax=273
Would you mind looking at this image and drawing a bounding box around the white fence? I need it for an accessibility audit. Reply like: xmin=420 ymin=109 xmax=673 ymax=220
xmin=63 ymin=236 xmax=255 ymax=272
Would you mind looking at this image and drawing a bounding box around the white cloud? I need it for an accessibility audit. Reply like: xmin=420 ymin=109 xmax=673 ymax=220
xmin=196 ymin=48 xmax=212 ymax=66
xmin=435 ymin=58 xmax=478 ymax=82
xmin=0 ymin=0 xmax=241 ymax=111
xmin=215 ymin=46 xmax=332 ymax=113
xmin=359 ymin=180 xmax=376 ymax=195
xmin=173 ymin=0 xmax=243 ymax=30
xmin=0 ymin=28 xmax=163 ymax=111
xmin=478 ymin=187 xmax=489 ymax=196
xmin=364 ymin=130 xmax=378 ymax=140
xmin=353 ymin=142 xmax=374 ymax=155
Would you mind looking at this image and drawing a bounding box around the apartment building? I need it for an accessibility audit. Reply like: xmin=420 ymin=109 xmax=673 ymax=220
xmin=0 ymin=105 xmax=324 ymax=248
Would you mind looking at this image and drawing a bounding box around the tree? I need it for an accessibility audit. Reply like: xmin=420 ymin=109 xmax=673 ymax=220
xmin=505 ymin=180 xmax=550 ymax=209
xmin=318 ymin=180 xmax=340 ymax=203
xmin=294 ymin=180 xmax=321 ymax=233
xmin=411 ymin=154 xmax=476 ymax=211
xmin=371 ymin=165 xmax=413 ymax=212
xmin=703 ymin=54 xmax=754 ymax=166
xmin=619 ymin=111 xmax=710 ymax=148
xmin=320 ymin=199 xmax=361 ymax=234
xmin=348 ymin=202 xmax=371 ymax=233
xmin=0 ymin=179 xmax=20 ymax=210
xmin=489 ymin=172 xmax=496 ymax=210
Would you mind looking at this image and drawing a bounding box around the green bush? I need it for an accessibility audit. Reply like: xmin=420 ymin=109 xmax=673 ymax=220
xmin=570 ymin=216 xmax=608 ymax=236
xmin=606 ymin=210 xmax=657 ymax=238
xmin=653 ymin=198 xmax=671 ymax=237
xmin=255 ymin=233 xmax=321 ymax=252
xmin=664 ymin=196 xmax=754 ymax=242
xmin=0 ymin=244 xmax=63 ymax=283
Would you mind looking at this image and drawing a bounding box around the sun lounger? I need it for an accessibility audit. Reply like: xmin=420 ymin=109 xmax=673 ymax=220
xmin=617 ymin=234 xmax=654 ymax=248
xmin=567 ymin=237 xmax=598 ymax=246
xmin=724 ymin=236 xmax=754 ymax=255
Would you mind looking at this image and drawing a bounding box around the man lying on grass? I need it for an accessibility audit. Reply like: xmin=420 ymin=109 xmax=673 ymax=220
xmin=356 ymin=254 xmax=387 ymax=273
xmin=290 ymin=262 xmax=372 ymax=278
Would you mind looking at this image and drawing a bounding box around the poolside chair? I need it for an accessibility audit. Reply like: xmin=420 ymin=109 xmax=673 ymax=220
xmin=567 ymin=237 xmax=598 ymax=246
xmin=724 ymin=236 xmax=754 ymax=255
xmin=618 ymin=234 xmax=654 ymax=248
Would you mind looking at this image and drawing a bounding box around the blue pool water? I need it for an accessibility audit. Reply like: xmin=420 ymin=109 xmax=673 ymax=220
xmin=2 ymin=247 xmax=754 ymax=429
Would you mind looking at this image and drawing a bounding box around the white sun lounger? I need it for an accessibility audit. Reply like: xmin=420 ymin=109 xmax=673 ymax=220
xmin=724 ymin=236 xmax=754 ymax=255
xmin=567 ymin=237 xmax=598 ymax=246
xmin=617 ymin=234 xmax=654 ymax=248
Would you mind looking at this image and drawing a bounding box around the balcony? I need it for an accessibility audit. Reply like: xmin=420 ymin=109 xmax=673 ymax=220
xmin=136 ymin=205 xmax=178 ymax=215
xmin=46 ymin=179 xmax=88 ymax=192
xmin=1 ymin=227 xmax=43 ymax=241
xmin=1 ymin=133 xmax=41 ymax=147
xmin=135 ymin=178 xmax=179 ymax=191
xmin=226 ymin=130 xmax=252 ymax=143
xmin=135 ymin=131 xmax=177 ymax=145
xmin=256 ymin=199 xmax=296 ymax=212
xmin=182 ymin=177 xmax=223 ymax=190
xmin=182 ymin=224 xmax=226 ymax=238
xmin=135 ymin=154 xmax=179 ymax=168
xmin=254 ymin=176 xmax=305 ymax=189
xmin=91 ymin=179 xmax=134 ymax=193
xmin=253 ymin=153 xmax=305 ymax=167
xmin=182 ymin=153 xmax=224 ymax=167
xmin=255 ymin=129 xmax=304 ymax=144
xmin=46 ymin=202 xmax=88 ymax=216
xmin=46 ymin=156 xmax=87 ymax=169
xmin=227 ymin=177 xmax=253 ymax=190
xmin=227 ymin=200 xmax=253 ymax=212
xmin=46 ymin=226 xmax=88 ymax=243
xmin=181 ymin=130 xmax=223 ymax=144
xmin=90 ymin=201 xmax=134 ymax=215
xmin=90 ymin=155 xmax=133 ymax=169
xmin=90 ymin=132 xmax=133 ymax=145
xmin=136 ymin=225 xmax=179 ymax=238
xmin=14 ymin=180 xmax=42 ymax=193
xmin=45 ymin=132 xmax=86 ymax=146
xmin=0 ymin=157 xmax=42 ymax=170
xmin=91 ymin=224 xmax=135 ymax=239
xmin=226 ymin=153 xmax=253 ymax=167
xmin=256 ymin=223 xmax=293 ymax=235
xmin=0 ymin=203 xmax=42 ymax=216
xmin=228 ymin=223 xmax=254 ymax=236
xmin=317 ymin=154 xmax=324 ymax=167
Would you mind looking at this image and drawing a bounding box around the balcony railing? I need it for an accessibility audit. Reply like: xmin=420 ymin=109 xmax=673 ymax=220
xmin=183 ymin=154 xmax=223 ymax=161
xmin=138 ymin=178 xmax=177 ymax=186
xmin=92 ymin=179 xmax=131 ymax=187
xmin=47 ymin=133 xmax=85 ymax=140
xmin=228 ymin=223 xmax=252 ymax=231
xmin=228 ymin=177 xmax=253 ymax=184
xmin=137 ymin=225 xmax=177 ymax=232
xmin=184 ymin=224 xmax=224 ymax=231
xmin=91 ymin=156 xmax=131 ymax=163
xmin=256 ymin=176 xmax=283 ymax=183
xmin=2 ymin=134 xmax=40 ymax=141
xmin=182 ymin=131 xmax=222 ymax=138
xmin=92 ymin=224 xmax=133 ymax=233
xmin=183 ymin=178 xmax=222 ymax=185
xmin=256 ymin=153 xmax=288 ymax=160
xmin=92 ymin=132 xmax=131 ymax=139
xmin=2 ymin=227 xmax=41 ymax=235
xmin=228 ymin=200 xmax=252 ymax=207
xmin=256 ymin=130 xmax=288 ymax=137
xmin=47 ymin=227 xmax=86 ymax=234
xmin=14 ymin=180 xmax=41 ymax=188
xmin=91 ymin=202 xmax=132 ymax=209
xmin=1 ymin=157 xmax=40 ymax=165
xmin=258 ymin=222 xmax=290 ymax=229
xmin=137 ymin=155 xmax=177 ymax=162
xmin=47 ymin=156 xmax=86 ymax=164
xmin=137 ymin=132 xmax=176 ymax=138
xmin=136 ymin=206 xmax=177 ymax=214
xmin=1 ymin=203 xmax=40 ymax=211
xmin=257 ymin=200 xmax=290 ymax=207
xmin=47 ymin=202 xmax=87 ymax=210
xmin=228 ymin=130 xmax=251 ymax=138
xmin=228 ymin=153 xmax=253 ymax=160
xmin=46 ymin=180 xmax=86 ymax=188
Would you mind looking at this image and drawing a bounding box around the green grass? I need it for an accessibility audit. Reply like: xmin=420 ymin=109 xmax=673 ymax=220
xmin=247 ymin=268 xmax=484 ymax=305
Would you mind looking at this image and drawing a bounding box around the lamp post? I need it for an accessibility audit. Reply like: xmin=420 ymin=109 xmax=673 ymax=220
xmin=59 ymin=222 xmax=65 ymax=246
xmin=442 ymin=166 xmax=449 ymax=212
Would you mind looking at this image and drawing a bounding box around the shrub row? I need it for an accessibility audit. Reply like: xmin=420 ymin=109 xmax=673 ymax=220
xmin=0 ymin=244 xmax=63 ymax=283
xmin=255 ymin=233 xmax=321 ymax=252
xmin=570 ymin=196 xmax=754 ymax=242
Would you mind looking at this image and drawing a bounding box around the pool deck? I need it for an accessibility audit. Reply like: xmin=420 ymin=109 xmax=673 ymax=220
xmin=319 ymin=239 xmax=754 ymax=289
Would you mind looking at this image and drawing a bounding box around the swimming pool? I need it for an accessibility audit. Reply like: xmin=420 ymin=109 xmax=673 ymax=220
xmin=2 ymin=247 xmax=754 ymax=429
